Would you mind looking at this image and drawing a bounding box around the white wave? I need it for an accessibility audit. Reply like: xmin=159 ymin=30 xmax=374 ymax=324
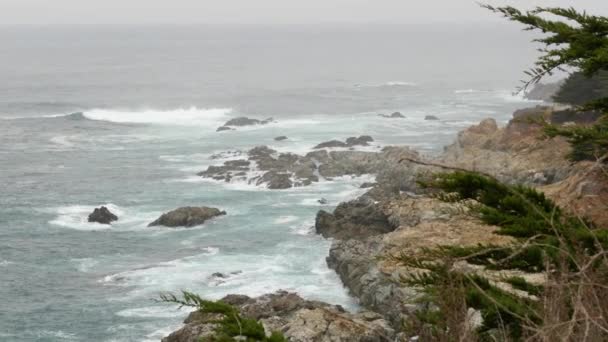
xmin=0 ymin=260 xmax=14 ymax=267
xmin=49 ymin=135 xmax=75 ymax=148
xmin=274 ymin=215 xmax=299 ymax=224
xmin=384 ymin=81 xmax=418 ymax=86
xmin=81 ymin=107 xmax=232 ymax=126
xmin=290 ymin=220 xmax=315 ymax=236
xmin=47 ymin=203 xmax=157 ymax=231
xmin=454 ymin=89 xmax=490 ymax=94
xmin=72 ymin=257 xmax=100 ymax=272
xmin=116 ymin=305 xmax=189 ymax=318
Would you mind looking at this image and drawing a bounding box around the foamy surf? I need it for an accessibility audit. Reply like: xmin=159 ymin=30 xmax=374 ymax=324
xmin=81 ymin=107 xmax=233 ymax=126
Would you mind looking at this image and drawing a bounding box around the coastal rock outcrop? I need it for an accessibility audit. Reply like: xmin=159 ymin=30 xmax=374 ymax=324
xmin=274 ymin=135 xmax=288 ymax=141
xmin=313 ymin=135 xmax=374 ymax=149
xmin=87 ymin=206 xmax=118 ymax=224
xmin=315 ymin=197 xmax=396 ymax=240
xmin=148 ymin=207 xmax=226 ymax=228
xmin=162 ymin=291 xmax=395 ymax=342
xmin=198 ymin=143 xmax=419 ymax=189
xmin=216 ymin=116 xmax=274 ymax=131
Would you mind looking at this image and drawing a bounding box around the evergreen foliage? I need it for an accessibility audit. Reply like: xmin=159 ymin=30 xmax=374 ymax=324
xmin=553 ymin=71 xmax=608 ymax=106
xmin=400 ymin=172 xmax=608 ymax=341
xmin=483 ymin=5 xmax=608 ymax=162
xmin=160 ymin=291 xmax=287 ymax=342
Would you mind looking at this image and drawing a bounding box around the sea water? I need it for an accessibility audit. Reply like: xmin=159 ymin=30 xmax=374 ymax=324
xmin=0 ymin=24 xmax=542 ymax=341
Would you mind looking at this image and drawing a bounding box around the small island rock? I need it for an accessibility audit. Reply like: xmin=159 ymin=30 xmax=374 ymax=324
xmin=88 ymin=206 xmax=118 ymax=224
xmin=148 ymin=207 xmax=226 ymax=228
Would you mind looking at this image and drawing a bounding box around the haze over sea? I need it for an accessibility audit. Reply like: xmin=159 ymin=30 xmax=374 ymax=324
xmin=1 ymin=24 xmax=541 ymax=341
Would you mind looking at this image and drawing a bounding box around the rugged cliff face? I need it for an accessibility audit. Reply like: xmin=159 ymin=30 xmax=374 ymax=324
xmin=163 ymin=107 xmax=607 ymax=341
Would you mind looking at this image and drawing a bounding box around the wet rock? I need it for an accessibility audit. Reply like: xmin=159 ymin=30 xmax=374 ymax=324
xmin=148 ymin=207 xmax=226 ymax=228
xmin=87 ymin=206 xmax=118 ymax=224
xmin=223 ymin=116 xmax=273 ymax=127
xmin=314 ymin=136 xmax=374 ymax=149
xmin=424 ymin=115 xmax=440 ymax=120
xmin=318 ymin=198 xmax=328 ymax=205
xmin=256 ymin=171 xmax=293 ymax=189
xmin=346 ymin=135 xmax=373 ymax=147
xmin=313 ymin=140 xmax=348 ymax=149
xmin=163 ymin=291 xmax=395 ymax=342
xmin=315 ymin=197 xmax=396 ymax=240
xmin=360 ymin=182 xmax=377 ymax=188
xmin=274 ymin=136 xmax=288 ymax=141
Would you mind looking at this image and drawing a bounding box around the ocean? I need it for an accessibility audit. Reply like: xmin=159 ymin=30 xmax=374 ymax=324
xmin=0 ymin=24 xmax=541 ymax=341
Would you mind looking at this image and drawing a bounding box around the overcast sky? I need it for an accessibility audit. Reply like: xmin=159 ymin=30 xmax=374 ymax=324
xmin=2 ymin=0 xmax=608 ymax=26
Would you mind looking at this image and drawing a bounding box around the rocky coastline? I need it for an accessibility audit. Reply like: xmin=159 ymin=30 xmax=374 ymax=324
xmin=162 ymin=106 xmax=607 ymax=341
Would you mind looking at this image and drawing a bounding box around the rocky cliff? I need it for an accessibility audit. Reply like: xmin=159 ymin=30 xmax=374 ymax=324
xmin=163 ymin=107 xmax=607 ymax=341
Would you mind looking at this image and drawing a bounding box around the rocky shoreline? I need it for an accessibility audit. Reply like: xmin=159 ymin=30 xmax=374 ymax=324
xmin=162 ymin=106 xmax=607 ymax=341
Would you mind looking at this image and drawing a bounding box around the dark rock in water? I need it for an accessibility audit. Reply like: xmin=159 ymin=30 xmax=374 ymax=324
xmin=274 ymin=135 xmax=288 ymax=141
xmin=222 ymin=116 xmax=274 ymax=127
xmin=162 ymin=291 xmax=395 ymax=342
xmin=318 ymin=198 xmax=328 ymax=205
xmin=313 ymin=140 xmax=348 ymax=149
xmin=148 ymin=207 xmax=226 ymax=228
xmin=315 ymin=197 xmax=396 ymax=240
xmin=88 ymin=206 xmax=118 ymax=224
xmin=224 ymin=117 xmax=261 ymax=126
xmin=345 ymin=135 xmax=374 ymax=147
xmin=66 ymin=112 xmax=86 ymax=120
xmin=424 ymin=115 xmax=440 ymax=120
xmin=314 ymin=136 xmax=373 ymax=149
xmin=379 ymin=112 xmax=405 ymax=119
xmin=216 ymin=126 xmax=233 ymax=132
xmin=360 ymin=182 xmax=377 ymax=188
xmin=256 ymin=171 xmax=293 ymax=189
xmin=211 ymin=272 xmax=228 ymax=279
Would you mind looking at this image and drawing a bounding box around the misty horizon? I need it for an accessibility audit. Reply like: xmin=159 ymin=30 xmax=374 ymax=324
xmin=2 ymin=0 xmax=608 ymax=26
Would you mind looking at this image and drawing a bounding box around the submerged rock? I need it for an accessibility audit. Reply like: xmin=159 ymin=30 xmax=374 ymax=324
xmin=87 ymin=206 xmax=118 ymax=224
xmin=162 ymin=291 xmax=395 ymax=342
xmin=424 ymin=115 xmax=440 ymax=120
xmin=148 ymin=207 xmax=226 ymax=228
xmin=274 ymin=135 xmax=288 ymax=141
xmin=223 ymin=116 xmax=273 ymax=127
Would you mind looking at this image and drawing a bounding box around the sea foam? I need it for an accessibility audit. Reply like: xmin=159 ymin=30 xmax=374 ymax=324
xmin=81 ymin=107 xmax=232 ymax=126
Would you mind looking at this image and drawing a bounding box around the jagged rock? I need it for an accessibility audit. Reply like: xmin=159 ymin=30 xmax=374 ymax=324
xmin=274 ymin=136 xmax=288 ymax=141
xmin=345 ymin=135 xmax=374 ymax=146
xmin=314 ymin=136 xmax=374 ymax=149
xmin=163 ymin=291 xmax=395 ymax=342
xmin=87 ymin=206 xmax=118 ymax=224
xmin=148 ymin=207 xmax=226 ymax=228
xmin=199 ymin=144 xmax=418 ymax=190
xmin=315 ymin=197 xmax=396 ymax=240
xmin=379 ymin=112 xmax=405 ymax=118
xmin=256 ymin=171 xmax=293 ymax=189
xmin=360 ymin=182 xmax=377 ymax=188
xmin=424 ymin=115 xmax=440 ymax=120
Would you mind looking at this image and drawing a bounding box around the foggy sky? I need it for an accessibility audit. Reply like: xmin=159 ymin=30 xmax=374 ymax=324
xmin=2 ymin=0 xmax=608 ymax=26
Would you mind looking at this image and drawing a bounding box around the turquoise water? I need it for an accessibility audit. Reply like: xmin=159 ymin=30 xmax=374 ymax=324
xmin=0 ymin=25 xmax=541 ymax=341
